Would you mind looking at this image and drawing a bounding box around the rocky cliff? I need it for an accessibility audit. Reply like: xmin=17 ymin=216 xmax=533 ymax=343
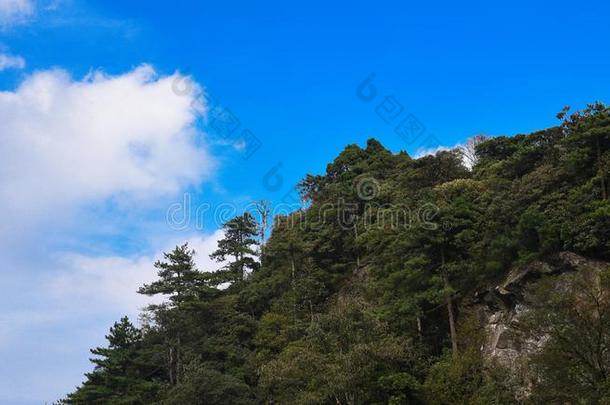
xmin=474 ymin=252 xmax=609 ymax=394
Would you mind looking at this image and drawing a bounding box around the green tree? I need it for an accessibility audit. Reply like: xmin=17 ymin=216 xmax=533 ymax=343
xmin=138 ymin=243 xmax=214 ymax=304
xmin=423 ymin=312 xmax=517 ymax=405
xmin=259 ymin=295 xmax=424 ymax=404
xmin=68 ymin=110 xmax=610 ymax=403
xmin=560 ymin=102 xmax=610 ymax=200
xmin=67 ymin=317 xmax=159 ymax=404
xmin=523 ymin=265 xmax=610 ymax=403
xmin=210 ymin=213 xmax=259 ymax=284
xmin=162 ymin=366 xmax=253 ymax=405
xmin=138 ymin=244 xmax=214 ymax=385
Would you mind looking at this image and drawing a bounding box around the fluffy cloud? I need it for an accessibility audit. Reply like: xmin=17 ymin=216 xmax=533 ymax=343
xmin=0 ymin=65 xmax=219 ymax=401
xmin=0 ymin=230 xmax=227 ymax=402
xmin=0 ymin=65 xmax=213 ymax=239
xmin=0 ymin=0 xmax=34 ymax=26
xmin=413 ymin=145 xmax=454 ymax=159
xmin=46 ymin=229 xmax=226 ymax=318
xmin=413 ymin=135 xmax=489 ymax=170
xmin=0 ymin=65 xmax=219 ymax=334
xmin=0 ymin=52 xmax=25 ymax=70
xmin=0 ymin=63 xmax=216 ymax=314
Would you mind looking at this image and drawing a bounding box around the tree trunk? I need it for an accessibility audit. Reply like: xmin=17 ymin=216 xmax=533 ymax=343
xmin=309 ymin=300 xmax=314 ymax=325
xmin=168 ymin=345 xmax=175 ymax=385
xmin=354 ymin=224 xmax=360 ymax=267
xmin=441 ymin=247 xmax=458 ymax=356
xmin=291 ymin=255 xmax=297 ymax=326
xmin=175 ymin=336 xmax=181 ymax=384
xmin=445 ymin=287 xmax=458 ymax=356
xmin=596 ymin=135 xmax=607 ymax=200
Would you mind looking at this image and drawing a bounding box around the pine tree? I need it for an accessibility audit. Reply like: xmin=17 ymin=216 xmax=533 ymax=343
xmin=68 ymin=107 xmax=610 ymax=404
xmin=138 ymin=243 xmax=214 ymax=304
xmin=210 ymin=213 xmax=259 ymax=284
xmin=66 ymin=317 xmax=159 ymax=404
xmin=137 ymin=244 xmax=214 ymax=386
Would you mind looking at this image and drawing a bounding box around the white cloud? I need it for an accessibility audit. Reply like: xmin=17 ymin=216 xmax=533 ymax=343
xmin=49 ymin=254 xmax=160 ymax=315
xmin=0 ymin=52 xmax=25 ymax=70
xmin=413 ymin=145 xmax=454 ymax=159
xmin=187 ymin=229 xmax=227 ymax=272
xmin=45 ymin=230 xmax=226 ymax=318
xmin=413 ymin=134 xmax=489 ymax=170
xmin=0 ymin=64 xmax=221 ymax=401
xmin=0 ymin=0 xmax=34 ymax=26
xmin=0 ymin=230 xmax=226 ymax=352
xmin=0 ymin=65 xmax=213 ymax=240
xmin=0 ymin=62 xmax=218 ymax=333
xmin=0 ymin=231 xmax=227 ymax=402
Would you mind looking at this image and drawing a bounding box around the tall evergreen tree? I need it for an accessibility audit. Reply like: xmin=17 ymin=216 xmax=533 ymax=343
xmin=67 ymin=317 xmax=159 ymax=404
xmin=67 ymin=105 xmax=610 ymax=404
xmin=138 ymin=243 xmax=214 ymax=304
xmin=210 ymin=212 xmax=259 ymax=284
xmin=138 ymin=244 xmax=213 ymax=386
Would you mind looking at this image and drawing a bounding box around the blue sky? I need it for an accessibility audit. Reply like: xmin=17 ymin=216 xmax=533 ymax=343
xmin=1 ymin=0 xmax=610 ymax=402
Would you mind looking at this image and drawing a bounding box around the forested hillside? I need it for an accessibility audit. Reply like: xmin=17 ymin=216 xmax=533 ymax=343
xmin=65 ymin=103 xmax=610 ymax=404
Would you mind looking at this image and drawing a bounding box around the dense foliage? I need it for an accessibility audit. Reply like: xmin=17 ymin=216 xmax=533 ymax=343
xmin=66 ymin=104 xmax=610 ymax=404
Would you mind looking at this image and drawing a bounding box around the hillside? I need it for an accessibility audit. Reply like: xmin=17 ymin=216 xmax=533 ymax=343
xmin=65 ymin=103 xmax=610 ymax=404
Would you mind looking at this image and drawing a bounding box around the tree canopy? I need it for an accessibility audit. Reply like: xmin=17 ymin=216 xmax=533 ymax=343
xmin=67 ymin=104 xmax=610 ymax=404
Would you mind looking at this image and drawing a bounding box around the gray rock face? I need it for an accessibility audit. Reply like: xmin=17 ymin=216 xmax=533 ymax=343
xmin=475 ymin=252 xmax=607 ymax=373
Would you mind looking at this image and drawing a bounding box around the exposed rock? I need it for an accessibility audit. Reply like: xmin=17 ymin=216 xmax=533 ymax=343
xmin=475 ymin=252 xmax=608 ymax=389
